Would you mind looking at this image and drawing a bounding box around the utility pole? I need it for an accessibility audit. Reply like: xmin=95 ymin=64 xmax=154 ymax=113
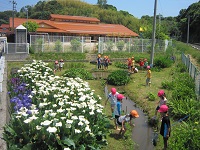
xmin=26 ymin=8 xmax=28 ymax=31
xmin=187 ymin=15 xmax=190 ymax=44
xmin=159 ymin=13 xmax=161 ymax=34
xmin=10 ymin=0 xmax=17 ymax=32
xmin=150 ymin=0 xmax=157 ymax=67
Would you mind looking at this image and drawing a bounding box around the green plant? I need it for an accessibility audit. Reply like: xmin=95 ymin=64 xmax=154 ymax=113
xmin=148 ymin=92 xmax=156 ymax=101
xmin=154 ymin=55 xmax=173 ymax=69
xmin=114 ymin=62 xmax=127 ymax=69
xmin=3 ymin=60 xmax=108 ymax=150
xmin=116 ymin=40 xmax=125 ymax=51
xmin=105 ymin=40 xmax=114 ymax=51
xmin=54 ymin=40 xmax=62 ymax=52
xmin=63 ymin=68 xmax=93 ymax=80
xmin=36 ymin=38 xmax=43 ymax=52
xmin=29 ymin=46 xmax=35 ymax=54
xmin=168 ymin=120 xmax=200 ymax=150
xmin=107 ymin=70 xmax=130 ymax=85
xmin=70 ymin=38 xmax=81 ymax=51
xmin=161 ymin=80 xmax=174 ymax=90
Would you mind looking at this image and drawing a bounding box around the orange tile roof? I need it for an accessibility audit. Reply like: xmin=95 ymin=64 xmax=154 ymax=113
xmin=9 ymin=16 xmax=138 ymax=37
xmin=50 ymin=14 xmax=100 ymax=23
xmin=0 ymin=24 xmax=10 ymax=28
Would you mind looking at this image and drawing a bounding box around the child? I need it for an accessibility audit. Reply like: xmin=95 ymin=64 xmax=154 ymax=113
xmin=104 ymin=55 xmax=110 ymax=70
xmin=59 ymin=59 xmax=64 ymax=71
xmin=139 ymin=58 xmax=144 ymax=70
xmin=145 ymin=66 xmax=151 ymax=86
xmin=127 ymin=58 xmax=132 ymax=72
xmin=105 ymin=88 xmax=119 ymax=119
xmin=117 ymin=110 xmax=139 ymax=137
xmin=114 ymin=94 xmax=124 ymax=130
xmin=144 ymin=58 xmax=149 ymax=69
xmin=100 ymin=56 xmax=104 ymax=70
xmin=155 ymin=90 xmax=167 ymax=117
xmin=54 ymin=60 xmax=59 ymax=74
xmin=158 ymin=105 xmax=171 ymax=150
xmin=131 ymin=56 xmax=135 ymax=72
xmin=97 ymin=54 xmax=101 ymax=70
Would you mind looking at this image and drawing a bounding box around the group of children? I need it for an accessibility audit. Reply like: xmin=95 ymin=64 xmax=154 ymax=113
xmin=97 ymin=54 xmax=110 ymax=70
xmin=105 ymin=88 xmax=139 ymax=138
xmin=105 ymin=87 xmax=170 ymax=149
xmin=127 ymin=56 xmax=152 ymax=86
xmin=54 ymin=59 xmax=64 ymax=73
xmin=155 ymin=90 xmax=170 ymax=150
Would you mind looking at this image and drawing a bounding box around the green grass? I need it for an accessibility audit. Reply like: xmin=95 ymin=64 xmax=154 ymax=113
xmin=6 ymin=41 xmax=200 ymax=150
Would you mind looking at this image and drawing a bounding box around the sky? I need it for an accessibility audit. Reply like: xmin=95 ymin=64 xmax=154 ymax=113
xmin=0 ymin=0 xmax=199 ymax=18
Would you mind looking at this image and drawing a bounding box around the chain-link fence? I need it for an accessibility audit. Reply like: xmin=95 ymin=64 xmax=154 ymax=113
xmin=30 ymin=35 xmax=172 ymax=53
xmin=5 ymin=43 xmax=29 ymax=54
xmin=181 ymin=53 xmax=200 ymax=99
xmin=98 ymin=37 xmax=172 ymax=53
xmin=30 ymin=35 xmax=96 ymax=53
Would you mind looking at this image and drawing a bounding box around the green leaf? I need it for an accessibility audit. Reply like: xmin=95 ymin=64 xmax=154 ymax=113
xmin=62 ymin=138 xmax=75 ymax=149
xmin=21 ymin=143 xmax=33 ymax=150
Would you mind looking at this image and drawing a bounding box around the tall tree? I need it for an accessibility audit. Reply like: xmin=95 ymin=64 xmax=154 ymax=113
xmin=97 ymin=0 xmax=107 ymax=8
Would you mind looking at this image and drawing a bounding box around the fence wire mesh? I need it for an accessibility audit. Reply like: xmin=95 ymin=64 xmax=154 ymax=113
xmin=30 ymin=35 xmax=172 ymax=53
xmin=30 ymin=35 xmax=94 ymax=53
xmin=98 ymin=37 xmax=172 ymax=53
xmin=181 ymin=53 xmax=200 ymax=99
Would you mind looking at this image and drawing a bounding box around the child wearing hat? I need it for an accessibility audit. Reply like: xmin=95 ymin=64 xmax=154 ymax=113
xmin=54 ymin=60 xmax=59 ymax=74
xmin=117 ymin=110 xmax=139 ymax=137
xmin=113 ymin=94 xmax=124 ymax=130
xmin=158 ymin=105 xmax=171 ymax=150
xmin=105 ymin=88 xmax=119 ymax=119
xmin=155 ymin=90 xmax=167 ymax=117
xmin=59 ymin=59 xmax=64 ymax=71
xmin=145 ymin=65 xmax=151 ymax=86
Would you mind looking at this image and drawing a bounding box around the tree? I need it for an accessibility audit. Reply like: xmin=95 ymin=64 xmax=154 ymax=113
xmin=22 ymin=21 xmax=38 ymax=32
xmin=97 ymin=0 xmax=107 ymax=8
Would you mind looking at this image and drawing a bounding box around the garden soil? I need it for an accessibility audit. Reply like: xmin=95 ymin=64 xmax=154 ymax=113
xmin=0 ymin=61 xmax=8 ymax=150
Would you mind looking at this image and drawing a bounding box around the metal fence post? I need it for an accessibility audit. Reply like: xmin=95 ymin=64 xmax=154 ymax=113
xmin=81 ymin=36 xmax=84 ymax=53
xmin=63 ymin=36 xmax=64 ymax=52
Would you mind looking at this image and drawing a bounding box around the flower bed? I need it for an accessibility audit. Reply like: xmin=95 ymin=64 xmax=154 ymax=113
xmin=3 ymin=60 xmax=108 ymax=150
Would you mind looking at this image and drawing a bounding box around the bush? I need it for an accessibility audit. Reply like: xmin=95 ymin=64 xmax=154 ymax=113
xmin=154 ymin=56 xmax=173 ymax=68
xmin=105 ymin=40 xmax=114 ymax=51
xmin=148 ymin=92 xmax=156 ymax=101
xmin=161 ymin=80 xmax=174 ymax=90
xmin=63 ymin=68 xmax=93 ymax=80
xmin=107 ymin=70 xmax=130 ymax=86
xmin=116 ymin=40 xmax=125 ymax=51
xmin=70 ymin=38 xmax=81 ymax=51
xmin=114 ymin=62 xmax=127 ymax=69
xmin=54 ymin=40 xmax=62 ymax=52
xmin=168 ymin=120 xmax=200 ymax=150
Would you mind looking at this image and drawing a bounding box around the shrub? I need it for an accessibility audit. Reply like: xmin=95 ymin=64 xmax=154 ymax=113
xmin=105 ymin=40 xmax=114 ymax=51
xmin=176 ymin=63 xmax=187 ymax=73
xmin=107 ymin=70 xmax=130 ymax=86
xmin=54 ymin=40 xmax=62 ymax=52
xmin=161 ymin=80 xmax=174 ymax=90
xmin=116 ymin=40 xmax=125 ymax=51
xmin=70 ymin=38 xmax=81 ymax=51
xmin=168 ymin=120 xmax=200 ymax=150
xmin=148 ymin=92 xmax=156 ymax=101
xmin=154 ymin=56 xmax=173 ymax=68
xmin=171 ymin=73 xmax=196 ymax=100
xmin=114 ymin=62 xmax=127 ymax=69
xmin=63 ymin=68 xmax=93 ymax=80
